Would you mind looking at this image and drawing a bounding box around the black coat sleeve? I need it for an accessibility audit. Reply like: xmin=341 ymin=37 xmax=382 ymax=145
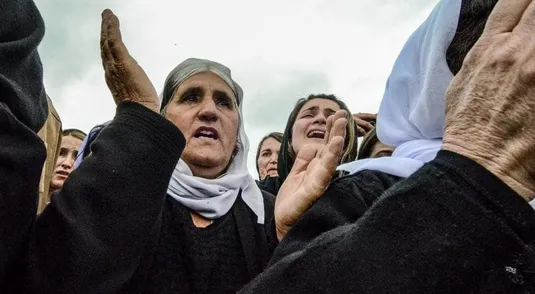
xmin=0 ymin=0 xmax=47 ymax=289
xmin=0 ymin=0 xmax=47 ymax=132
xmin=240 ymin=151 xmax=535 ymax=293
xmin=269 ymin=170 xmax=400 ymax=265
xmin=24 ymin=102 xmax=186 ymax=293
xmin=0 ymin=105 xmax=46 ymax=291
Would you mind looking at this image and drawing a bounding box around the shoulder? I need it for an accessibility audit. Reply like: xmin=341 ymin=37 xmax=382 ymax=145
xmin=325 ymin=170 xmax=401 ymax=206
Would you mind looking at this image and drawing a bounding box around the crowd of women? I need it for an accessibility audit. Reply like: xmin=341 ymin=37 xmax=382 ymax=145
xmin=2 ymin=0 xmax=535 ymax=293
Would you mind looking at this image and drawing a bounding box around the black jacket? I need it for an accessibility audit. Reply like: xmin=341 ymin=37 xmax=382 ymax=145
xmin=0 ymin=0 xmax=47 ymax=290
xmin=241 ymin=151 xmax=535 ymax=293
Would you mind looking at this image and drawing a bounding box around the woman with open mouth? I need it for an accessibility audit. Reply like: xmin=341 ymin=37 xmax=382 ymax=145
xmin=258 ymin=94 xmax=359 ymax=196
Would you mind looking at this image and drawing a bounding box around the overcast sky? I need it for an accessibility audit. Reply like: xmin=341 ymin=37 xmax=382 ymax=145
xmin=35 ymin=0 xmax=438 ymax=178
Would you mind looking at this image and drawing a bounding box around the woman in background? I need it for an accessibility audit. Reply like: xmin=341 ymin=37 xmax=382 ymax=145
xmin=357 ymin=127 xmax=394 ymax=160
xmin=49 ymin=128 xmax=86 ymax=194
xmin=255 ymin=132 xmax=283 ymax=180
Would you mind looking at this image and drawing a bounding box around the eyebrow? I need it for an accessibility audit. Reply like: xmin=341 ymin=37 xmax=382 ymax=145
xmin=179 ymin=86 xmax=204 ymax=101
xmin=324 ymin=108 xmax=337 ymax=115
xmin=214 ymin=90 xmax=236 ymax=106
xmin=301 ymin=105 xmax=319 ymax=113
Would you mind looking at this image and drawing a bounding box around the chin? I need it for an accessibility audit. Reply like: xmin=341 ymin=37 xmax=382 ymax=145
xmin=182 ymin=151 xmax=229 ymax=169
xmin=49 ymin=179 xmax=64 ymax=191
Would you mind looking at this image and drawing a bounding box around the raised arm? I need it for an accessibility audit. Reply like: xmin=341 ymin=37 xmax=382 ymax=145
xmin=21 ymin=10 xmax=186 ymax=293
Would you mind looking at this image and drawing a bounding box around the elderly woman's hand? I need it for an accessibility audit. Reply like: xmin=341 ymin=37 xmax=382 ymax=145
xmin=100 ymin=9 xmax=159 ymax=113
xmin=442 ymin=0 xmax=535 ymax=201
xmin=274 ymin=110 xmax=348 ymax=241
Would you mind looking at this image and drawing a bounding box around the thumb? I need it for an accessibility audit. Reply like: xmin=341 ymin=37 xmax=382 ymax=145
xmin=290 ymin=144 xmax=319 ymax=176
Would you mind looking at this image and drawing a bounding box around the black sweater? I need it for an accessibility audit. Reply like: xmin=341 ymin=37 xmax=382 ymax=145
xmin=17 ymin=102 xmax=277 ymax=293
xmin=240 ymin=151 xmax=535 ymax=293
xmin=0 ymin=0 xmax=47 ymax=290
xmin=270 ymin=170 xmax=401 ymax=265
xmin=129 ymin=198 xmax=251 ymax=293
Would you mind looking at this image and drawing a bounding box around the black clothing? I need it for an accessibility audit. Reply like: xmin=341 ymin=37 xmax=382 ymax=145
xmin=270 ymin=170 xmax=401 ymax=265
xmin=0 ymin=0 xmax=47 ymax=133
xmin=0 ymin=105 xmax=45 ymax=292
xmin=240 ymin=151 xmax=535 ymax=293
xmin=257 ymin=176 xmax=281 ymax=196
xmin=0 ymin=0 xmax=47 ymax=290
xmin=18 ymin=102 xmax=276 ymax=293
xmin=130 ymin=198 xmax=254 ymax=293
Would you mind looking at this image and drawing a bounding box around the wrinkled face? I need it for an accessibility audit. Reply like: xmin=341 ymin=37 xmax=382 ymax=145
xmin=370 ymin=141 xmax=394 ymax=158
xmin=50 ymin=135 xmax=83 ymax=191
xmin=165 ymin=72 xmax=239 ymax=179
xmin=257 ymin=137 xmax=281 ymax=180
xmin=291 ymin=99 xmax=340 ymax=156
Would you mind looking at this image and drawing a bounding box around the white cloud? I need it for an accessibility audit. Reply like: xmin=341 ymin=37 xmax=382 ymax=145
xmin=36 ymin=0 xmax=438 ymax=179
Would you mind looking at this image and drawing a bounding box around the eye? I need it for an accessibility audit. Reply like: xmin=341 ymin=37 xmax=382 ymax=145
xmin=374 ymin=151 xmax=393 ymax=158
xmin=262 ymin=151 xmax=271 ymax=157
xmin=59 ymin=148 xmax=68 ymax=157
xmin=215 ymin=96 xmax=234 ymax=109
xmin=182 ymin=93 xmax=200 ymax=103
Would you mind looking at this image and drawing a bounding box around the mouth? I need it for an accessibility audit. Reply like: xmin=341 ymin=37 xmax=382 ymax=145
xmin=193 ymin=126 xmax=219 ymax=140
xmin=307 ymin=129 xmax=326 ymax=139
xmin=55 ymin=170 xmax=70 ymax=177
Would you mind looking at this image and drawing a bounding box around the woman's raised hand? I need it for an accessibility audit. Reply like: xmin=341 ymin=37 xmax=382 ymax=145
xmin=274 ymin=110 xmax=348 ymax=241
xmin=100 ymin=9 xmax=159 ymax=113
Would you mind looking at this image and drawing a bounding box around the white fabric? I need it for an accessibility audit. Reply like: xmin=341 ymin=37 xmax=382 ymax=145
xmin=165 ymin=59 xmax=265 ymax=224
xmin=338 ymin=0 xmax=460 ymax=177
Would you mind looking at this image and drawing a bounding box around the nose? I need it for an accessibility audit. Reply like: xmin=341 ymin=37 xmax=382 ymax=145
xmin=313 ymin=113 xmax=327 ymax=125
xmin=198 ymin=98 xmax=218 ymax=123
xmin=61 ymin=155 xmax=75 ymax=170
xmin=269 ymin=153 xmax=278 ymax=165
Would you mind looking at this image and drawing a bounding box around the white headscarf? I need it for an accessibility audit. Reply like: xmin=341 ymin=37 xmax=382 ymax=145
xmin=338 ymin=0 xmax=461 ymax=178
xmin=163 ymin=58 xmax=265 ymax=224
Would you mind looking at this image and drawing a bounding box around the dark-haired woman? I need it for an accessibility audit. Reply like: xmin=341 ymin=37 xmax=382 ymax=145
xmin=258 ymin=94 xmax=358 ymax=195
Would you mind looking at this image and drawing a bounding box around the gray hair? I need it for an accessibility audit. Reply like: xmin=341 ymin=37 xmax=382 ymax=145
xmin=159 ymin=58 xmax=243 ymax=113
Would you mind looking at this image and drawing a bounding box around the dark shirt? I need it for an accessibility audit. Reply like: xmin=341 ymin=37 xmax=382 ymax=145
xmin=241 ymin=151 xmax=535 ymax=293
xmin=270 ymin=169 xmax=401 ymax=265
xmin=130 ymin=198 xmax=252 ymax=294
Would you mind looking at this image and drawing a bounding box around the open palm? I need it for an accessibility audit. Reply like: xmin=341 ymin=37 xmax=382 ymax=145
xmin=275 ymin=110 xmax=348 ymax=241
xmin=100 ymin=9 xmax=159 ymax=113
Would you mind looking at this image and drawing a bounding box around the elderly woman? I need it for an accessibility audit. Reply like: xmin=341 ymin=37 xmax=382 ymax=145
xmin=241 ymin=0 xmax=535 ymax=292
xmin=259 ymin=94 xmax=359 ymax=195
xmin=255 ymin=132 xmax=283 ymax=180
xmin=24 ymin=9 xmax=347 ymax=294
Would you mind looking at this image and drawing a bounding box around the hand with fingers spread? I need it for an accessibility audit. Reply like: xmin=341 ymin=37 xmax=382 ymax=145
xmin=274 ymin=110 xmax=348 ymax=241
xmin=352 ymin=113 xmax=376 ymax=137
xmin=100 ymin=9 xmax=159 ymax=113
xmin=442 ymin=0 xmax=535 ymax=200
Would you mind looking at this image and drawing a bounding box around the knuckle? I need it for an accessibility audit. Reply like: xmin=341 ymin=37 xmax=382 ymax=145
xmin=518 ymin=61 xmax=535 ymax=81
xmin=489 ymin=48 xmax=518 ymax=68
